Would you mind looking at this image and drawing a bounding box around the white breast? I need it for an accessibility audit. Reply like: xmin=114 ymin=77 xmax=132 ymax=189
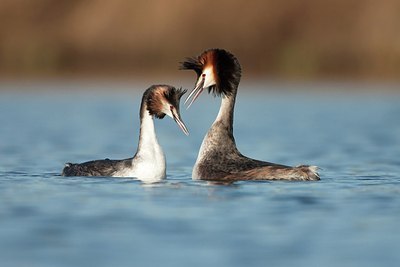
xmin=113 ymin=153 xmax=166 ymax=183
xmin=112 ymin=109 xmax=166 ymax=183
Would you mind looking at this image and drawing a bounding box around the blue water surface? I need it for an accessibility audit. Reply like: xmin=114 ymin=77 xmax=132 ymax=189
xmin=0 ymin=81 xmax=399 ymax=267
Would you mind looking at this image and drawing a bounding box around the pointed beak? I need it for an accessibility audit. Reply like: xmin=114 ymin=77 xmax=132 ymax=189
xmin=171 ymin=107 xmax=189 ymax=136
xmin=184 ymin=74 xmax=205 ymax=109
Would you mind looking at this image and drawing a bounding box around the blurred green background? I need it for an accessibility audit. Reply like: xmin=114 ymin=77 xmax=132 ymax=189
xmin=0 ymin=0 xmax=399 ymax=80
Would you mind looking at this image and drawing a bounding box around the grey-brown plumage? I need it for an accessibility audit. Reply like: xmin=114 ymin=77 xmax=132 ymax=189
xmin=62 ymin=85 xmax=188 ymax=181
xmin=181 ymin=49 xmax=320 ymax=182
xmin=62 ymin=158 xmax=132 ymax=176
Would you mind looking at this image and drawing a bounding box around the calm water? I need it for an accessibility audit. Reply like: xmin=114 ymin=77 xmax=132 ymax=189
xmin=1 ymin=81 xmax=399 ymax=267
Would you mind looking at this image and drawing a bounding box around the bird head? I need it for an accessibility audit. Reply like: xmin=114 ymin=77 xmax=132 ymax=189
xmin=180 ymin=48 xmax=241 ymax=108
xmin=145 ymin=85 xmax=189 ymax=135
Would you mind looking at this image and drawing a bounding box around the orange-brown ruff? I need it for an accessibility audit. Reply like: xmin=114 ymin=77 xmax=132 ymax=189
xmin=181 ymin=49 xmax=320 ymax=181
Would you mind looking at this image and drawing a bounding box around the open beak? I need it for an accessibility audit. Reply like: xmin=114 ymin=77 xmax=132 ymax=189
xmin=184 ymin=75 xmax=205 ymax=109
xmin=171 ymin=108 xmax=189 ymax=136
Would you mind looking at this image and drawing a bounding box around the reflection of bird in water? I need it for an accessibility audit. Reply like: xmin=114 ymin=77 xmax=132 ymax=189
xmin=181 ymin=48 xmax=319 ymax=181
xmin=62 ymin=85 xmax=188 ymax=183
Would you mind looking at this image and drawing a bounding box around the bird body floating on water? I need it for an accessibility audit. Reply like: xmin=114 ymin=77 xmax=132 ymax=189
xmin=62 ymin=85 xmax=188 ymax=183
xmin=181 ymin=49 xmax=319 ymax=181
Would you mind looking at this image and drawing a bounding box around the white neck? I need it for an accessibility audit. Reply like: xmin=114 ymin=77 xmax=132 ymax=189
xmin=114 ymin=109 xmax=166 ymax=182
xmin=136 ymin=110 xmax=162 ymax=157
xmin=135 ymin=110 xmax=166 ymax=181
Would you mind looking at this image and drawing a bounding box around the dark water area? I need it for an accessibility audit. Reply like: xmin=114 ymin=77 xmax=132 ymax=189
xmin=0 ymin=81 xmax=399 ymax=267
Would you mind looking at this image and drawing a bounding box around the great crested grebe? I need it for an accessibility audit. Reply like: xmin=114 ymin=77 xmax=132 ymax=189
xmin=181 ymin=48 xmax=319 ymax=181
xmin=62 ymin=85 xmax=189 ymax=183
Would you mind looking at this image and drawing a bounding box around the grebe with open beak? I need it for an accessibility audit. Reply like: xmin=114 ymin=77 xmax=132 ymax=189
xmin=62 ymin=85 xmax=189 ymax=183
xmin=181 ymin=49 xmax=319 ymax=181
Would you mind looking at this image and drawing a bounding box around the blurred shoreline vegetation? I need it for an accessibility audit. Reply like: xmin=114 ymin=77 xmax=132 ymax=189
xmin=0 ymin=0 xmax=399 ymax=81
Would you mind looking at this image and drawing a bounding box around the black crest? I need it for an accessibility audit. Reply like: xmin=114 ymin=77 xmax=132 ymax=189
xmin=180 ymin=57 xmax=202 ymax=76
xmin=163 ymin=86 xmax=187 ymax=109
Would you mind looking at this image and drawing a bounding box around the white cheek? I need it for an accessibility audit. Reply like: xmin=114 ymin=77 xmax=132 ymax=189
xmin=162 ymin=103 xmax=173 ymax=118
xmin=202 ymin=66 xmax=216 ymax=88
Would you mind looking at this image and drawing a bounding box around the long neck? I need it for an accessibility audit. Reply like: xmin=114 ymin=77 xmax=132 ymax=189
xmin=197 ymin=84 xmax=239 ymax=158
xmin=135 ymin=104 xmax=163 ymax=159
xmin=215 ymin=89 xmax=237 ymax=133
